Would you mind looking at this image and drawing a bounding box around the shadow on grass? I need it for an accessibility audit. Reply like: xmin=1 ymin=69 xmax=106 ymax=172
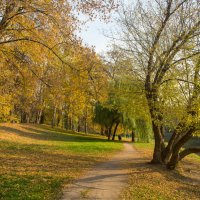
xmin=125 ymin=158 xmax=200 ymax=199
xmin=129 ymin=156 xmax=200 ymax=185
xmin=0 ymin=140 xmax=102 ymax=174
xmin=0 ymin=139 xmax=101 ymax=200
xmin=0 ymin=125 xmax=113 ymax=143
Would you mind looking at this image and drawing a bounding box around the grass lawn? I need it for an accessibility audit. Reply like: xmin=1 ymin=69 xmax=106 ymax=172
xmin=0 ymin=123 xmax=122 ymax=200
xmin=121 ymin=141 xmax=200 ymax=200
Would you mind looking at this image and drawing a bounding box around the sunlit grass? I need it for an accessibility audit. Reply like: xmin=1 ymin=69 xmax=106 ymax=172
xmin=0 ymin=123 xmax=122 ymax=200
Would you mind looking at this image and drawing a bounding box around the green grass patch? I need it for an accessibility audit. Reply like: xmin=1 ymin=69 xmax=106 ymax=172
xmin=0 ymin=174 xmax=63 ymax=200
xmin=133 ymin=141 xmax=154 ymax=150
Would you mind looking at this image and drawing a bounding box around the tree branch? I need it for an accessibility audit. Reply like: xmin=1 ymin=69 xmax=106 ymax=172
xmin=160 ymin=78 xmax=200 ymax=90
xmin=0 ymin=37 xmax=76 ymax=70
xmin=179 ymin=147 xmax=200 ymax=160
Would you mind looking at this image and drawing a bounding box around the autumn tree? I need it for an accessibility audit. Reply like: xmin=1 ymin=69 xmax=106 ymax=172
xmin=116 ymin=0 xmax=200 ymax=168
xmin=0 ymin=0 xmax=116 ymax=132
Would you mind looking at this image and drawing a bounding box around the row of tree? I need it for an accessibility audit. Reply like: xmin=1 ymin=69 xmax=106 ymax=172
xmin=0 ymin=0 xmax=117 ymax=132
xmin=0 ymin=0 xmax=151 ymax=141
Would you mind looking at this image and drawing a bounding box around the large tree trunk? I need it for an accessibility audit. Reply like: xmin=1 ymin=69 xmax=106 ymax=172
xmin=149 ymin=115 xmax=166 ymax=164
xmin=112 ymin=122 xmax=119 ymax=141
xmin=145 ymin=83 xmax=165 ymax=164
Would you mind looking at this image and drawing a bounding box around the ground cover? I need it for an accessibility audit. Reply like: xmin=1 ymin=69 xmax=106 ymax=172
xmin=0 ymin=123 xmax=122 ymax=200
xmin=122 ymin=142 xmax=200 ymax=200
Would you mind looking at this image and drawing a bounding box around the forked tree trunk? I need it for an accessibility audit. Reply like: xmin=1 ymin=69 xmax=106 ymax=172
xmin=167 ymin=127 xmax=195 ymax=169
xmin=37 ymin=109 xmax=43 ymax=124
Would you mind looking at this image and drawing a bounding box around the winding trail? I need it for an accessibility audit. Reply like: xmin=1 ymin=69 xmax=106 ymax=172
xmin=62 ymin=143 xmax=139 ymax=200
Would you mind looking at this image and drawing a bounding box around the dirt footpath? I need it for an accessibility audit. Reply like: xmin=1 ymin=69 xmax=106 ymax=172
xmin=61 ymin=143 xmax=138 ymax=200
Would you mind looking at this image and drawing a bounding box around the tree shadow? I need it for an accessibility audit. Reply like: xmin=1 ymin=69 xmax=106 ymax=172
xmin=0 ymin=125 xmax=110 ymax=143
xmin=0 ymin=140 xmax=102 ymax=175
xmin=130 ymin=157 xmax=200 ymax=186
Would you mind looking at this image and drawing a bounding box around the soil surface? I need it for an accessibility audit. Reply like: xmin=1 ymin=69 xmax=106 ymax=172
xmin=61 ymin=143 xmax=138 ymax=200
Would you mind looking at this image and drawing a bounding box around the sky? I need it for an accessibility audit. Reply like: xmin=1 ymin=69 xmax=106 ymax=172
xmin=79 ymin=19 xmax=116 ymax=54
xmin=78 ymin=0 xmax=132 ymax=54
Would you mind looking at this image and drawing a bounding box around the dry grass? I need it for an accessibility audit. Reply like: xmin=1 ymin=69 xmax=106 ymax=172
xmin=122 ymin=143 xmax=200 ymax=200
xmin=0 ymin=123 xmax=122 ymax=200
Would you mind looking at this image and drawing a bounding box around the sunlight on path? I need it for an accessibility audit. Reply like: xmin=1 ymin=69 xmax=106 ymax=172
xmin=62 ymin=143 xmax=139 ymax=200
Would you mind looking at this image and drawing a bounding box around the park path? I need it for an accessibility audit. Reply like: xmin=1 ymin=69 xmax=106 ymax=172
xmin=61 ymin=142 xmax=139 ymax=200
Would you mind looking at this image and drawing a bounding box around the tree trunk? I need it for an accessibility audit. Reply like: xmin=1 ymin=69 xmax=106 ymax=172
xmin=57 ymin=113 xmax=61 ymax=127
xmin=151 ymin=122 xmax=165 ymax=164
xmin=51 ymin=107 xmax=57 ymax=128
xmin=71 ymin=119 xmax=74 ymax=131
xmin=26 ymin=114 xmax=30 ymax=123
xmin=77 ymin=118 xmax=81 ymax=132
xmin=100 ymin=126 xmax=104 ymax=135
xmin=179 ymin=148 xmax=200 ymax=160
xmin=112 ymin=122 xmax=119 ymax=141
xmin=145 ymin=85 xmax=165 ymax=164
xmin=84 ymin=117 xmax=87 ymax=133
xmin=68 ymin=117 xmax=72 ymax=130
xmin=167 ymin=127 xmax=195 ymax=169
xmin=84 ymin=108 xmax=88 ymax=133
xmin=132 ymin=130 xmax=135 ymax=142
xmin=37 ymin=109 xmax=43 ymax=124
xmin=40 ymin=112 xmax=45 ymax=124
xmin=63 ymin=113 xmax=68 ymax=129
xmin=108 ymin=127 xmax=112 ymax=141
xmin=20 ymin=111 xmax=27 ymax=123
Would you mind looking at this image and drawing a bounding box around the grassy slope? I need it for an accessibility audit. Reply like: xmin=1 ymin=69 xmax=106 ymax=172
xmin=122 ymin=142 xmax=200 ymax=200
xmin=0 ymin=123 xmax=122 ymax=200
